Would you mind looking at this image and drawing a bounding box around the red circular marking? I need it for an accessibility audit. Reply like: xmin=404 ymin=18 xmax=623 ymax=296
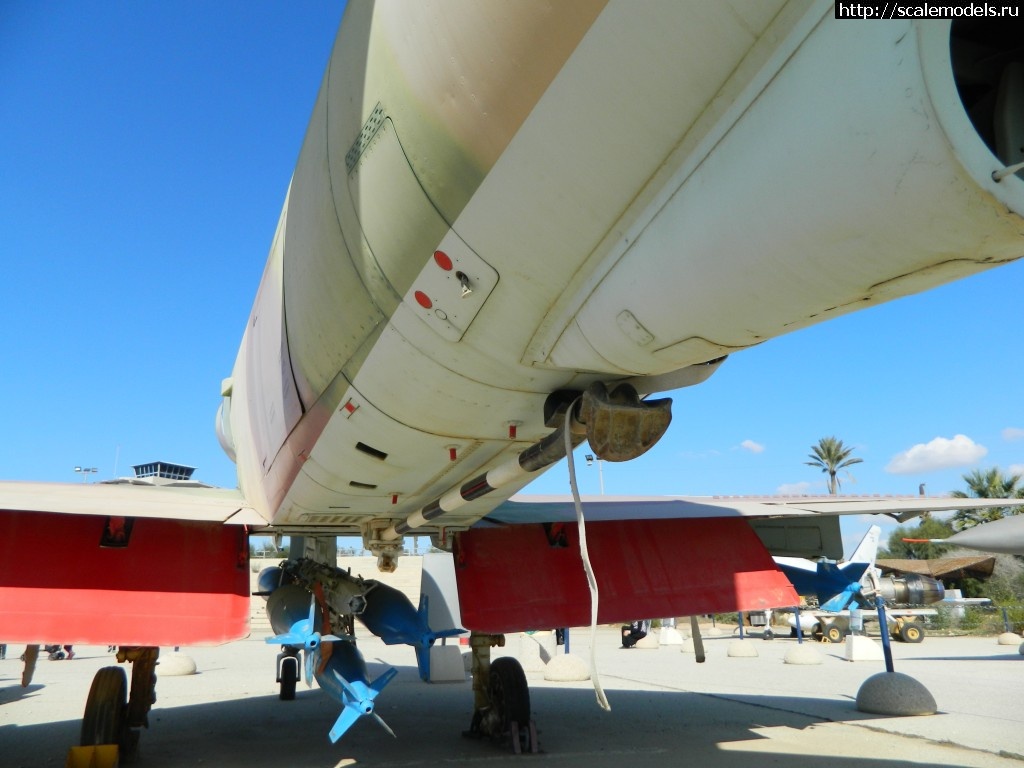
xmin=433 ymin=250 xmax=453 ymax=271
xmin=414 ymin=290 xmax=433 ymax=309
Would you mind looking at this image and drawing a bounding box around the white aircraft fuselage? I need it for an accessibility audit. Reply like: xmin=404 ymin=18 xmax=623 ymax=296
xmin=217 ymin=3 xmax=1024 ymax=552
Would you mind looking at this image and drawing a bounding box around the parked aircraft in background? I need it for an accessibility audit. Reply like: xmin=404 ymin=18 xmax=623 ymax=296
xmin=775 ymin=524 xmax=947 ymax=642
xmin=776 ymin=525 xmax=946 ymax=613
xmin=3 ymin=3 xmax=1024 ymax=756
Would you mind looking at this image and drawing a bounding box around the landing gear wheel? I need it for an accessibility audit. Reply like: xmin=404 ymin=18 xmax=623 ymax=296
xmin=486 ymin=657 xmax=535 ymax=753
xmin=81 ymin=667 xmax=128 ymax=749
xmin=488 ymin=657 xmax=530 ymax=730
xmin=899 ymin=621 xmax=924 ymax=643
xmin=825 ymin=625 xmax=846 ymax=643
xmin=279 ymin=655 xmax=299 ymax=701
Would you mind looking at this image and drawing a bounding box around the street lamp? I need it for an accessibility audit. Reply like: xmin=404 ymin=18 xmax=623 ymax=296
xmin=584 ymin=454 xmax=605 ymax=495
xmin=74 ymin=466 xmax=98 ymax=483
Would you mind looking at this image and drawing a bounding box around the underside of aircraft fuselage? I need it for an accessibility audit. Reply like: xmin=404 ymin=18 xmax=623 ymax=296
xmin=218 ymin=5 xmax=1024 ymax=562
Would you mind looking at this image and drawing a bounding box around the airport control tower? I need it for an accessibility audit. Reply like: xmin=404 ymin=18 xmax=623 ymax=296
xmin=104 ymin=461 xmax=211 ymax=488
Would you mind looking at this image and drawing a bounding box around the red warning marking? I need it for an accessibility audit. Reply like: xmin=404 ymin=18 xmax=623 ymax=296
xmin=433 ymin=250 xmax=453 ymax=271
xmin=414 ymin=290 xmax=432 ymax=309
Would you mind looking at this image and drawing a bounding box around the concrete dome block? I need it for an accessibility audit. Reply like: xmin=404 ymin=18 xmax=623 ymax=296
xmin=634 ymin=631 xmax=660 ymax=649
xmin=856 ymin=671 xmax=937 ymax=716
xmin=726 ymin=639 xmax=758 ymax=657
xmin=784 ymin=644 xmax=824 ymax=665
xmin=659 ymin=627 xmax=684 ymax=646
xmin=543 ymin=653 xmax=590 ymax=682
xmin=518 ymin=631 xmax=556 ymax=671
xmin=997 ymin=632 xmax=1021 ymax=645
xmin=159 ymin=653 xmax=197 ymax=676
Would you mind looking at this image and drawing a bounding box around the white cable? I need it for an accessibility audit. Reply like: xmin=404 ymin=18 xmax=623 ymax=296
xmin=993 ymin=160 xmax=1024 ymax=182
xmin=564 ymin=418 xmax=611 ymax=711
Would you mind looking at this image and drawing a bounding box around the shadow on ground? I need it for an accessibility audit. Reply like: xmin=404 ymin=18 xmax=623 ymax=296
xmin=2 ymin=663 xmax=991 ymax=768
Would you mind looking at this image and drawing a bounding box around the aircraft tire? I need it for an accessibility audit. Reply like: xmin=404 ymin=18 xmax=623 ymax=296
xmin=280 ymin=656 xmax=299 ymax=701
xmin=488 ymin=656 xmax=530 ymax=730
xmin=899 ymin=621 xmax=924 ymax=644
xmin=81 ymin=666 xmax=127 ymax=748
xmin=825 ymin=625 xmax=846 ymax=643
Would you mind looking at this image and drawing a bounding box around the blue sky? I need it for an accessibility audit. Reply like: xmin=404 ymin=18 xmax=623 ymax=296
xmin=3 ymin=5 xmax=1022 ymax=555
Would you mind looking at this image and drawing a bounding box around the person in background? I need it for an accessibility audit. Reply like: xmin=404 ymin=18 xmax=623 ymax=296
xmin=621 ymin=619 xmax=651 ymax=648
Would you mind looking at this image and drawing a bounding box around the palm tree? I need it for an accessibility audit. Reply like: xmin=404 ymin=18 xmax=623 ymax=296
xmin=950 ymin=467 xmax=1024 ymax=531
xmin=805 ymin=436 xmax=863 ymax=495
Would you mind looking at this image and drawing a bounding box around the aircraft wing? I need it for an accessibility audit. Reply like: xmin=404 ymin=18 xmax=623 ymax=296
xmin=481 ymin=493 xmax=1014 ymax=525
xmin=0 ymin=481 xmax=264 ymax=646
xmin=0 ymin=479 xmax=265 ymax=524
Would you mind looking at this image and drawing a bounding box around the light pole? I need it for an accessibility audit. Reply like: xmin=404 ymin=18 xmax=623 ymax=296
xmin=74 ymin=466 xmax=98 ymax=483
xmin=584 ymin=454 xmax=605 ymax=495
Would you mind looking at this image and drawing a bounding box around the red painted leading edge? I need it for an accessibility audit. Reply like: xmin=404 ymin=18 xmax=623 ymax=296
xmin=0 ymin=511 xmax=250 ymax=645
xmin=454 ymin=518 xmax=797 ymax=634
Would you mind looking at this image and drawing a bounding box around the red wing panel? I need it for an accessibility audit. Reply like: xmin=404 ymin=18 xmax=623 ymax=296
xmin=454 ymin=518 xmax=796 ymax=633
xmin=0 ymin=511 xmax=250 ymax=645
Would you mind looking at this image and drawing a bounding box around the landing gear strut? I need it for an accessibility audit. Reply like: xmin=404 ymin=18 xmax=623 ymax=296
xmin=464 ymin=633 xmax=539 ymax=754
xmin=81 ymin=647 xmax=159 ymax=759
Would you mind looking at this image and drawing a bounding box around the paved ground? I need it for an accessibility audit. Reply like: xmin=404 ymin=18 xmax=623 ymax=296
xmin=2 ymin=627 xmax=1022 ymax=767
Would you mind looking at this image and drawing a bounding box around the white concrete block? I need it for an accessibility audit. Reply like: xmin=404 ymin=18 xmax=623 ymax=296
xmin=428 ymin=645 xmax=466 ymax=682
xmin=844 ymin=634 xmax=884 ymax=662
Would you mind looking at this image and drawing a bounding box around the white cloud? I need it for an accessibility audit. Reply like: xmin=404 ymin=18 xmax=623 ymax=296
xmin=740 ymin=439 xmax=765 ymax=454
xmin=1003 ymin=427 xmax=1024 ymax=442
xmin=776 ymin=481 xmax=813 ymax=495
xmin=885 ymin=434 xmax=987 ymax=475
xmin=1010 ymin=464 xmax=1024 ymax=477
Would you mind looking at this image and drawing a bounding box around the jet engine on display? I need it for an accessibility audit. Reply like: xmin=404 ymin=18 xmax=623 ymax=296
xmin=870 ymin=572 xmax=946 ymax=607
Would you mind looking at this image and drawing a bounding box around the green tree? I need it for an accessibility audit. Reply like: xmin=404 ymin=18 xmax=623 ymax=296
xmin=950 ymin=467 xmax=1024 ymax=531
xmin=805 ymin=436 xmax=863 ymax=495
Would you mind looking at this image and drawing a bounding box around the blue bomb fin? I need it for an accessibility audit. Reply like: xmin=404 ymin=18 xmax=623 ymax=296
xmin=816 ymin=561 xmax=870 ymax=611
xmin=328 ymin=667 xmax=399 ymax=742
xmin=413 ymin=594 xmax=466 ymax=680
